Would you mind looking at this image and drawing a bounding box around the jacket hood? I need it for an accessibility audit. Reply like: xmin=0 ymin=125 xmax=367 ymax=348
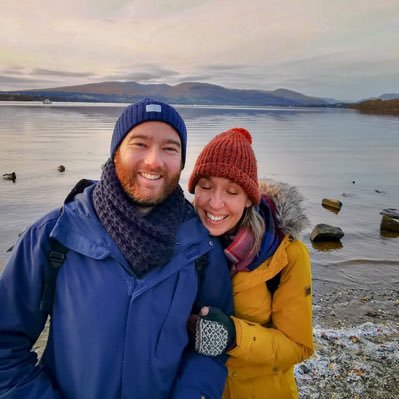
xmin=259 ymin=179 xmax=309 ymax=240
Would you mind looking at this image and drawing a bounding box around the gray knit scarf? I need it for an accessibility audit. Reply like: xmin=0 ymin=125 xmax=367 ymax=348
xmin=92 ymin=158 xmax=186 ymax=278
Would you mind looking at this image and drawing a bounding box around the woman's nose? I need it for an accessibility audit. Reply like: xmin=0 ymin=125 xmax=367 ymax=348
xmin=209 ymin=193 xmax=224 ymax=209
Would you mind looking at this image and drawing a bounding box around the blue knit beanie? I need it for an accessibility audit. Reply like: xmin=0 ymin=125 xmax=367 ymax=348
xmin=110 ymin=98 xmax=187 ymax=167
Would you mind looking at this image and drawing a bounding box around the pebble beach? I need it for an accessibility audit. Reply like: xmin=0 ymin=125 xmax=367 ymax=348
xmin=296 ymin=280 xmax=399 ymax=398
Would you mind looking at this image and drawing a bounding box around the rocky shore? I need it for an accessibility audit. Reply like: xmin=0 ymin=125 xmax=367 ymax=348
xmin=296 ymin=280 xmax=399 ymax=398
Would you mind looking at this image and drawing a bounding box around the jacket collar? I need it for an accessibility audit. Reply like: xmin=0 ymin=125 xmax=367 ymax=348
xmin=259 ymin=179 xmax=309 ymax=241
xmin=50 ymin=184 xmax=127 ymax=264
xmin=50 ymin=183 xmax=214 ymax=277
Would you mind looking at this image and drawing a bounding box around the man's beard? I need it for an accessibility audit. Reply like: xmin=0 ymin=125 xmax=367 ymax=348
xmin=114 ymin=152 xmax=181 ymax=207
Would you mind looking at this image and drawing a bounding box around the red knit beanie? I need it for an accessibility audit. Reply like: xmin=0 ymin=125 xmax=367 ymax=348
xmin=188 ymin=127 xmax=260 ymax=204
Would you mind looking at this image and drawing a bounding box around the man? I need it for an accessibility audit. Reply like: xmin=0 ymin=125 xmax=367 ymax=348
xmin=0 ymin=98 xmax=233 ymax=399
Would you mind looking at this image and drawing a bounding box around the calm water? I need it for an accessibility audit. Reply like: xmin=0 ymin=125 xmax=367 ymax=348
xmin=1 ymin=102 xmax=398 ymax=289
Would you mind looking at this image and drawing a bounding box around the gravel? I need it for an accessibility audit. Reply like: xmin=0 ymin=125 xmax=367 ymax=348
xmin=296 ymin=281 xmax=399 ymax=398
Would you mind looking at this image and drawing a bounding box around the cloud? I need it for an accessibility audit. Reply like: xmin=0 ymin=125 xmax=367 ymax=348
xmin=1 ymin=0 xmax=399 ymax=98
xmin=32 ymin=69 xmax=93 ymax=78
xmin=101 ymin=64 xmax=181 ymax=82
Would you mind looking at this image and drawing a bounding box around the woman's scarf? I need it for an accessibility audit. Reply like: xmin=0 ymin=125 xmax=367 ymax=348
xmin=92 ymin=158 xmax=186 ymax=278
xmin=224 ymin=227 xmax=257 ymax=273
xmin=224 ymin=197 xmax=283 ymax=273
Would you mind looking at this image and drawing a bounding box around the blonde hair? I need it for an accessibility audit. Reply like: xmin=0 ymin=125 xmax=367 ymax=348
xmin=239 ymin=205 xmax=265 ymax=254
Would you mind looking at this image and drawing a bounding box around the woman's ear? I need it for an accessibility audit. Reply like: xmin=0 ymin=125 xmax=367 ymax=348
xmin=245 ymin=198 xmax=252 ymax=208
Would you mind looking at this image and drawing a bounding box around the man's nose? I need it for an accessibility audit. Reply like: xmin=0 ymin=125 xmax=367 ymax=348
xmin=144 ymin=147 xmax=163 ymax=168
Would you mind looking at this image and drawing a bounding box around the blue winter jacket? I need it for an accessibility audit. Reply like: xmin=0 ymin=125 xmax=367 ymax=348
xmin=0 ymin=184 xmax=233 ymax=399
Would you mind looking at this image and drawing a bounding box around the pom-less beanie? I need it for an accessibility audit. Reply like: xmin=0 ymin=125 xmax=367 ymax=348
xmin=188 ymin=127 xmax=260 ymax=204
xmin=110 ymin=98 xmax=187 ymax=167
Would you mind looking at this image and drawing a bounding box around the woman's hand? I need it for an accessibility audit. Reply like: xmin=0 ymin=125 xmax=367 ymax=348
xmin=187 ymin=306 xmax=236 ymax=357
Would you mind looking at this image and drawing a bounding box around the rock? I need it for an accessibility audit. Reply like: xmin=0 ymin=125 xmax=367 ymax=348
xmin=57 ymin=165 xmax=66 ymax=172
xmin=380 ymin=215 xmax=399 ymax=232
xmin=322 ymin=198 xmax=343 ymax=211
xmin=366 ymin=310 xmax=378 ymax=317
xmin=310 ymin=224 xmax=345 ymax=242
xmin=380 ymin=208 xmax=399 ymax=219
xmin=350 ymin=335 xmax=360 ymax=343
xmin=299 ymin=364 xmax=311 ymax=374
xmin=2 ymin=172 xmax=16 ymax=181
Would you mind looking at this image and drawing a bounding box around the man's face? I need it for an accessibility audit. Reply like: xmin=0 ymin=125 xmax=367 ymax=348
xmin=114 ymin=121 xmax=182 ymax=206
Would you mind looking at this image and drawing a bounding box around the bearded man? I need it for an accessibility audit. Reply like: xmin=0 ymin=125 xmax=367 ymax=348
xmin=0 ymin=99 xmax=233 ymax=399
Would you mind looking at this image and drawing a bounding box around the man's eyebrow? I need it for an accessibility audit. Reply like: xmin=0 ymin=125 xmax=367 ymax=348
xmin=127 ymin=134 xmax=148 ymax=142
xmin=164 ymin=139 xmax=181 ymax=148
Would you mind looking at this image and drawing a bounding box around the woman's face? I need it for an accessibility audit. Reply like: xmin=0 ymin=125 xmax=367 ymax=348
xmin=194 ymin=176 xmax=252 ymax=236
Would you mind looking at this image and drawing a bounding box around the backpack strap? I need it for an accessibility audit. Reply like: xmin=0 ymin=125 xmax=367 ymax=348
xmin=266 ymin=271 xmax=281 ymax=297
xmin=40 ymin=235 xmax=69 ymax=313
xmin=64 ymin=178 xmax=93 ymax=203
xmin=39 ymin=179 xmax=93 ymax=313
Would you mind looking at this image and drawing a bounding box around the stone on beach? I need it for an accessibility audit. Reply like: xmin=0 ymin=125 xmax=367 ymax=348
xmin=310 ymin=223 xmax=344 ymax=242
xmin=57 ymin=165 xmax=66 ymax=172
xmin=380 ymin=215 xmax=399 ymax=232
xmin=2 ymin=172 xmax=16 ymax=181
xmin=322 ymin=198 xmax=343 ymax=211
xmin=380 ymin=208 xmax=399 ymax=232
xmin=380 ymin=208 xmax=399 ymax=219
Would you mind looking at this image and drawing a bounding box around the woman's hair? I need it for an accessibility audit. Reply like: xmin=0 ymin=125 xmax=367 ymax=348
xmin=239 ymin=205 xmax=265 ymax=254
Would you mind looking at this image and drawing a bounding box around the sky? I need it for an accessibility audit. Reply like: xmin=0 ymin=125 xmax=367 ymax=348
xmin=1 ymin=0 xmax=399 ymax=101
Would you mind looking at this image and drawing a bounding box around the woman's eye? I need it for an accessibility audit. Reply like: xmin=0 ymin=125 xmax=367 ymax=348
xmin=227 ymin=191 xmax=238 ymax=195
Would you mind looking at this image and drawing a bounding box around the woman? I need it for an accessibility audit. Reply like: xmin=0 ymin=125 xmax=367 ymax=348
xmin=187 ymin=127 xmax=314 ymax=399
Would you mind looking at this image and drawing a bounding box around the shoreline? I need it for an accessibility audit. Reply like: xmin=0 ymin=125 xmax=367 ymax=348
xmin=297 ymin=280 xmax=399 ymax=398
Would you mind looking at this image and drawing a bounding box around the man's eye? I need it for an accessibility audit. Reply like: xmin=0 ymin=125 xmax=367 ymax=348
xmin=133 ymin=142 xmax=146 ymax=148
xmin=164 ymin=146 xmax=179 ymax=152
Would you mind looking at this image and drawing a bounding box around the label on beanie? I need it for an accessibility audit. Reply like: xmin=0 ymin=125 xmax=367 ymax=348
xmin=146 ymin=104 xmax=162 ymax=113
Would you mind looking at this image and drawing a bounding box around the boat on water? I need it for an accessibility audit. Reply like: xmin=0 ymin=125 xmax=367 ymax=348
xmin=42 ymin=99 xmax=52 ymax=104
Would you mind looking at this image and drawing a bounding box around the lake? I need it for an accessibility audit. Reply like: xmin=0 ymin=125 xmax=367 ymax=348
xmin=1 ymin=102 xmax=398 ymax=290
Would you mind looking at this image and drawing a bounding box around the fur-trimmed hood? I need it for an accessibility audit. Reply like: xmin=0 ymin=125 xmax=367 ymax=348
xmin=259 ymin=179 xmax=309 ymax=241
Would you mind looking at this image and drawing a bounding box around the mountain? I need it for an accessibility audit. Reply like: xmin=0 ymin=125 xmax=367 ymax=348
xmin=378 ymin=93 xmax=399 ymax=100
xmin=6 ymin=81 xmax=329 ymax=106
xmin=320 ymin=96 xmax=347 ymax=104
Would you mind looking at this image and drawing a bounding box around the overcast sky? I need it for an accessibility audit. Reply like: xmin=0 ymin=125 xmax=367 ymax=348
xmin=1 ymin=0 xmax=398 ymax=101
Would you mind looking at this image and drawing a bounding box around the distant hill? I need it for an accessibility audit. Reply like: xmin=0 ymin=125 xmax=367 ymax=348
xmin=378 ymin=93 xmax=399 ymax=100
xmin=320 ymin=96 xmax=347 ymax=104
xmin=3 ymin=81 xmax=329 ymax=106
xmin=351 ymin=98 xmax=399 ymax=116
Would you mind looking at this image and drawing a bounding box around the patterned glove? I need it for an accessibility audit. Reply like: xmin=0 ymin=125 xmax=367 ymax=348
xmin=194 ymin=307 xmax=236 ymax=357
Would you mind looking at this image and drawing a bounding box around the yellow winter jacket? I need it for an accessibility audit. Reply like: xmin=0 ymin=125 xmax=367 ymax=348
xmin=223 ymin=180 xmax=314 ymax=399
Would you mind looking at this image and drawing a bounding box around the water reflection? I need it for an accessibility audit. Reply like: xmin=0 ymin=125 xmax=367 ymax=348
xmin=380 ymin=230 xmax=399 ymax=239
xmin=311 ymin=240 xmax=343 ymax=252
xmin=321 ymin=204 xmax=341 ymax=214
